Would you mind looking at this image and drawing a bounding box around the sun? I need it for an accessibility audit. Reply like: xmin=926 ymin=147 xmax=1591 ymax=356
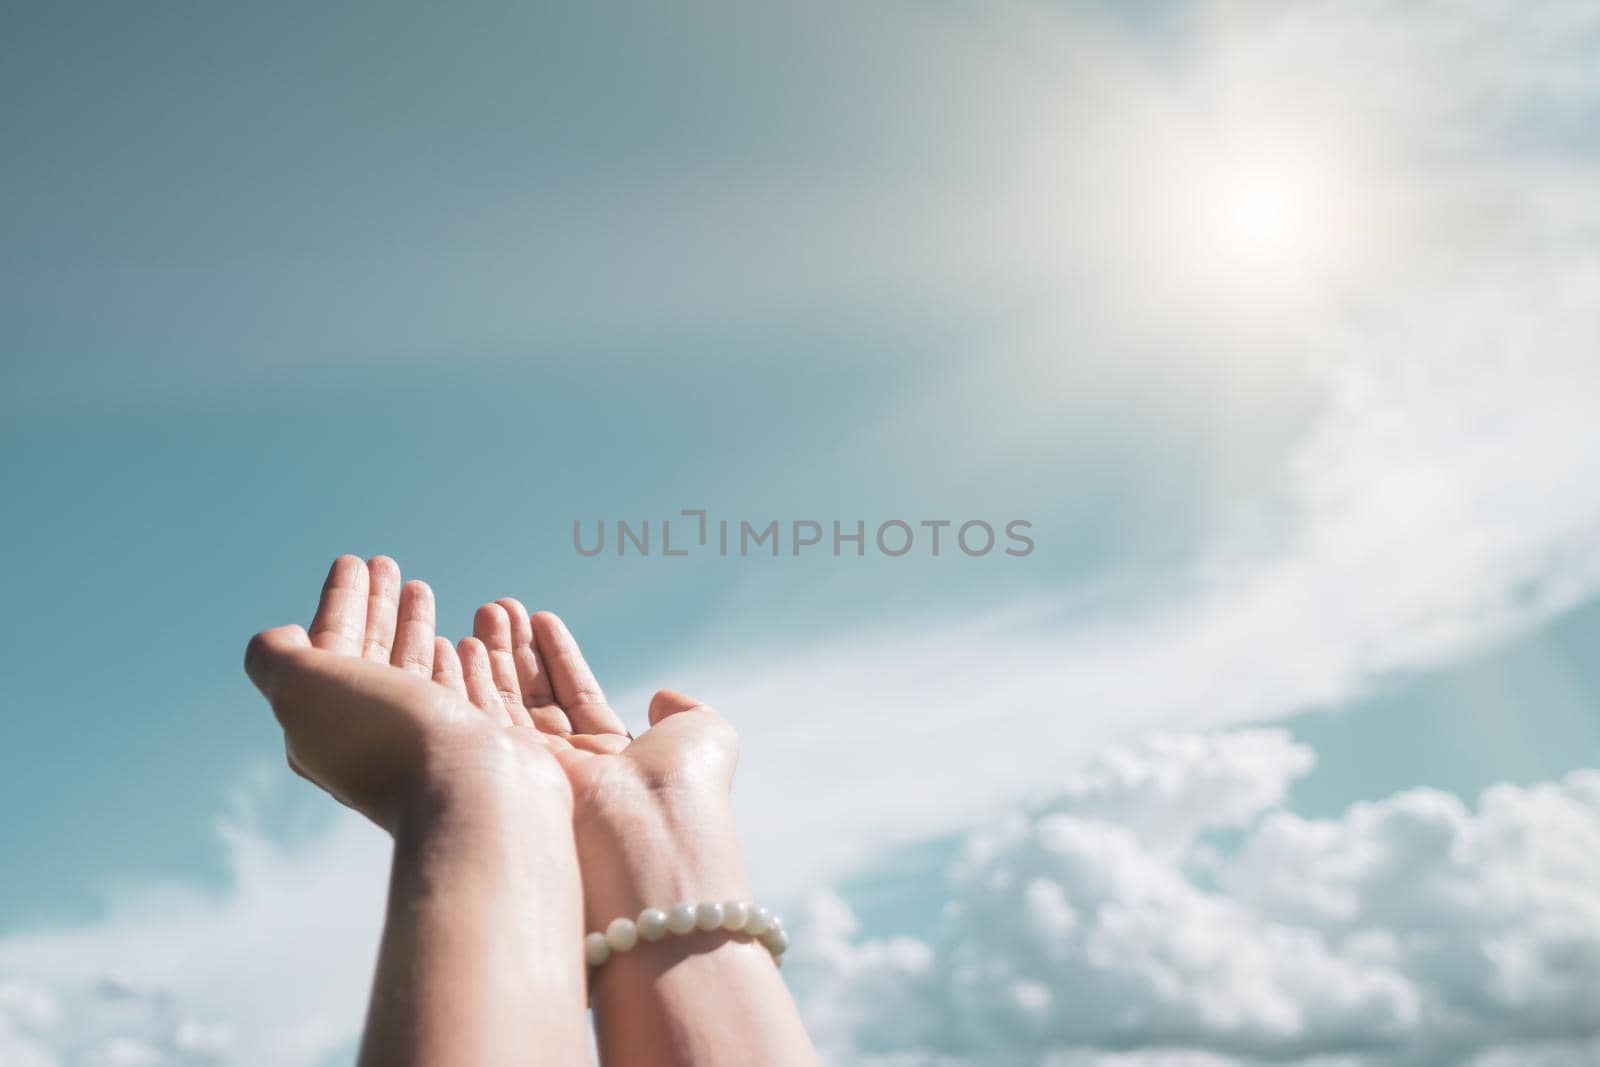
xmin=1191 ymin=140 xmax=1342 ymax=292
xmin=995 ymin=51 xmax=1398 ymax=329
xmin=1097 ymin=94 xmax=1388 ymax=320
xmin=1215 ymin=161 xmax=1316 ymax=265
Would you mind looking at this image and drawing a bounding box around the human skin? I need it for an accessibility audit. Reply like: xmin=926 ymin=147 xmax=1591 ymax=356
xmin=467 ymin=597 xmax=823 ymax=1067
xmin=243 ymin=556 xmax=588 ymax=1067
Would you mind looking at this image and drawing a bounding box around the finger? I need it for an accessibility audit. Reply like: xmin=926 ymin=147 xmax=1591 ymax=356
xmin=458 ymin=637 xmax=508 ymax=722
xmin=498 ymin=597 xmax=555 ymax=707
xmin=551 ymin=745 xmax=597 ymax=776
xmin=431 ymin=636 xmax=466 ymax=697
xmin=647 ymin=687 xmax=713 ymax=727
xmin=361 ymin=556 xmax=402 ymax=662
xmin=308 ymin=555 xmax=369 ymax=655
xmin=244 ymin=626 xmax=314 ymax=783
xmin=473 ymin=603 xmax=535 ymax=727
xmin=532 ymin=611 xmax=626 ymax=734
xmin=541 ymin=733 xmax=575 ymax=754
xmin=390 ymin=580 xmax=436 ymax=677
xmin=243 ymin=625 xmax=312 ymax=699
xmin=565 ymin=732 xmax=630 ymax=755
xmin=497 ymin=597 xmax=570 ymax=735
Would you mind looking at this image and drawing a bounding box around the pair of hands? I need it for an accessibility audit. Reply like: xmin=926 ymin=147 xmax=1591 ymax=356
xmin=243 ymin=555 xmax=744 ymax=927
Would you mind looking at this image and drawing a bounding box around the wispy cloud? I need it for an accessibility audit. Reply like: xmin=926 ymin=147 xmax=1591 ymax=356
xmin=638 ymin=0 xmax=1600 ymax=892
xmin=677 ymin=281 xmax=1600 ymax=891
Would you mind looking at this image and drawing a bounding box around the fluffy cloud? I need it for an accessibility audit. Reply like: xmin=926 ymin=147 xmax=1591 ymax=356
xmin=793 ymin=731 xmax=1600 ymax=1066
xmin=1039 ymin=732 xmax=1314 ymax=853
xmin=0 ymin=790 xmax=386 ymax=1067
xmin=0 ymin=977 xmax=234 ymax=1067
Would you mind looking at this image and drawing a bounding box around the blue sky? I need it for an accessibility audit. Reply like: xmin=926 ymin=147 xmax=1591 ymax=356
xmin=3 ymin=2 xmax=1599 ymax=1065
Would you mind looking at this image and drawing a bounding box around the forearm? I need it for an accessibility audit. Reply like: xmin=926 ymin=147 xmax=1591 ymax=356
xmin=582 ymin=791 xmax=821 ymax=1067
xmin=359 ymin=779 xmax=588 ymax=1067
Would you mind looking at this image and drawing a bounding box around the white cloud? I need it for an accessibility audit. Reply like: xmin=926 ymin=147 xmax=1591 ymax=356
xmin=0 ymin=981 xmax=59 ymax=1067
xmin=791 ymin=730 xmax=1600 ymax=1066
xmin=1035 ymin=732 xmax=1314 ymax=853
xmin=0 ymin=797 xmax=386 ymax=1067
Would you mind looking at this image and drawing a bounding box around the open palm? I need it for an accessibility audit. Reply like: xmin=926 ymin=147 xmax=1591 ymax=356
xmin=464 ymin=599 xmax=738 ymax=814
xmin=245 ymin=556 xmax=572 ymax=830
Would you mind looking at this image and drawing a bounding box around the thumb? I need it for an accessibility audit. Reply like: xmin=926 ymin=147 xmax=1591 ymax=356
xmin=647 ymin=687 xmax=714 ymax=726
xmin=243 ymin=625 xmax=312 ymax=699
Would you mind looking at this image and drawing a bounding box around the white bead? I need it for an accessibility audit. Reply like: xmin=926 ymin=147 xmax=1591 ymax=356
xmin=636 ymin=907 xmax=670 ymax=942
xmin=721 ymin=900 xmax=750 ymax=931
xmin=762 ymin=926 xmax=789 ymax=957
xmin=744 ymin=906 xmax=774 ymax=936
xmin=695 ymin=900 xmax=725 ymax=931
xmin=605 ymin=917 xmax=638 ymax=952
xmin=585 ymin=932 xmax=611 ymax=966
xmin=666 ymin=903 xmax=698 ymax=935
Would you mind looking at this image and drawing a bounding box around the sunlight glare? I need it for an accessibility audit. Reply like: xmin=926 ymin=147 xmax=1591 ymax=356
xmin=1188 ymin=134 xmax=1349 ymax=300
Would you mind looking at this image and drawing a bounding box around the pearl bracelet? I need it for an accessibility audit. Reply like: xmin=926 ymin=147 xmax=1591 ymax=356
xmin=584 ymin=900 xmax=788 ymax=968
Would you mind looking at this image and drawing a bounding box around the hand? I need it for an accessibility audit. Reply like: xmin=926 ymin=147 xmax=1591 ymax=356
xmin=247 ymin=557 xmax=592 ymax=1067
xmin=243 ymin=556 xmax=570 ymax=832
xmin=468 ymin=598 xmax=820 ymax=1067
xmin=464 ymin=598 xmax=746 ymax=923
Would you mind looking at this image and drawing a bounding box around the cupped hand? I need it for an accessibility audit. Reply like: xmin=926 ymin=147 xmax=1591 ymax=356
xmin=462 ymin=597 xmax=738 ymax=815
xmin=464 ymin=598 xmax=745 ymax=918
xmin=243 ymin=556 xmax=570 ymax=832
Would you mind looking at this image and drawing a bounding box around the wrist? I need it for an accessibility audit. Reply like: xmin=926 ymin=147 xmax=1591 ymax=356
xmin=575 ymin=787 xmax=749 ymax=927
xmin=376 ymin=746 xmax=589 ymax=1050
xmin=387 ymin=749 xmax=583 ymax=947
xmin=391 ymin=738 xmax=571 ymax=839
